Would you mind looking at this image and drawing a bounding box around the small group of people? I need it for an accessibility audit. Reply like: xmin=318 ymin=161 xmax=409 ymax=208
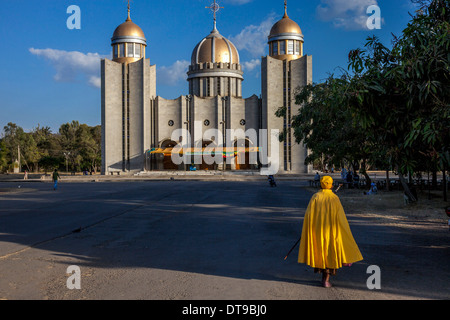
xmin=344 ymin=170 xmax=360 ymax=189
xmin=23 ymin=169 xmax=61 ymax=191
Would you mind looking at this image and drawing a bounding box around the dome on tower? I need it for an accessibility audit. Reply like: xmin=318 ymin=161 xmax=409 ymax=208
xmin=113 ymin=19 xmax=146 ymax=39
xmin=268 ymin=3 xmax=303 ymax=41
xmin=269 ymin=15 xmax=302 ymax=38
xmin=110 ymin=6 xmax=147 ymax=64
xmin=187 ymin=4 xmax=244 ymax=98
xmin=268 ymin=2 xmax=304 ymax=61
xmin=191 ymin=28 xmax=240 ymax=65
xmin=111 ymin=9 xmax=146 ymax=45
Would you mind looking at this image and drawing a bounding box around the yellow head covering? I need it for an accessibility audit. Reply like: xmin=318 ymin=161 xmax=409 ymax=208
xmin=320 ymin=176 xmax=333 ymax=189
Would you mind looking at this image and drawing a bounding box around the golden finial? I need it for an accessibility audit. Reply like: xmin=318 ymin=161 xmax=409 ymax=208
xmin=126 ymin=0 xmax=132 ymax=21
xmin=284 ymin=0 xmax=288 ymax=18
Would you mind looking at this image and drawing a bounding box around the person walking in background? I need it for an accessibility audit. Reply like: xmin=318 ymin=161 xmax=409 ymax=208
xmin=52 ymin=169 xmax=60 ymax=190
xmin=298 ymin=176 xmax=363 ymax=288
xmin=340 ymin=167 xmax=347 ymax=180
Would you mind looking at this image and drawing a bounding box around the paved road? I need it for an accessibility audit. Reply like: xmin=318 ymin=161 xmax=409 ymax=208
xmin=0 ymin=179 xmax=448 ymax=301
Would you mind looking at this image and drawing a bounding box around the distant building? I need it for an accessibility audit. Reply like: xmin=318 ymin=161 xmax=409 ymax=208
xmin=101 ymin=2 xmax=312 ymax=174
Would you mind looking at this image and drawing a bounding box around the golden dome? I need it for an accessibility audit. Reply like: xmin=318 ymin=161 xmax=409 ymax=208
xmin=112 ymin=17 xmax=146 ymax=39
xmin=191 ymin=28 xmax=239 ymax=65
xmin=269 ymin=7 xmax=302 ymax=38
xmin=267 ymin=2 xmax=304 ymax=62
xmin=111 ymin=7 xmax=147 ymax=64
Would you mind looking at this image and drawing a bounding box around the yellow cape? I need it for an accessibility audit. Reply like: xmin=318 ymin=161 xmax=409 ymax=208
xmin=298 ymin=178 xmax=363 ymax=269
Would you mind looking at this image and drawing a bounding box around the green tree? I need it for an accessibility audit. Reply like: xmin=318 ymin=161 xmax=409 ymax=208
xmin=347 ymin=0 xmax=449 ymax=200
xmin=3 ymin=122 xmax=28 ymax=171
xmin=59 ymin=121 xmax=81 ymax=171
xmin=395 ymin=0 xmax=450 ymax=191
xmin=277 ymin=74 xmax=376 ymax=185
xmin=38 ymin=155 xmax=62 ymax=173
xmin=285 ymin=0 xmax=448 ymax=202
xmin=0 ymin=140 xmax=8 ymax=172
xmin=21 ymin=133 xmax=39 ymax=172
xmin=58 ymin=121 xmax=101 ymax=172
xmin=77 ymin=124 xmax=101 ymax=172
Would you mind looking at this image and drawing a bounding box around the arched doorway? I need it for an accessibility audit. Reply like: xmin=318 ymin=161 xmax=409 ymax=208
xmin=233 ymin=139 xmax=256 ymax=170
xmin=160 ymin=140 xmax=179 ymax=170
xmin=194 ymin=140 xmax=217 ymax=171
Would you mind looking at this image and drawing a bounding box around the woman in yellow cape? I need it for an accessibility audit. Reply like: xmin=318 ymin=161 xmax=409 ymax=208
xmin=298 ymin=175 xmax=363 ymax=287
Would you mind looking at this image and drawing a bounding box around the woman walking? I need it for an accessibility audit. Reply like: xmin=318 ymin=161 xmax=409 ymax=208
xmin=298 ymin=176 xmax=363 ymax=287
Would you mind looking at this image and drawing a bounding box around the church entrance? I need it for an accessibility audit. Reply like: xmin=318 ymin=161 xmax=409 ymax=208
xmin=195 ymin=140 xmax=217 ymax=171
xmin=161 ymin=140 xmax=179 ymax=170
xmin=146 ymin=139 xmax=259 ymax=172
xmin=233 ymin=139 xmax=257 ymax=170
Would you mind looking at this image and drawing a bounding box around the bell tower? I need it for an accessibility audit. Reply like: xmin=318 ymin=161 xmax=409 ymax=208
xmin=261 ymin=1 xmax=312 ymax=173
xmin=101 ymin=2 xmax=156 ymax=175
xmin=111 ymin=2 xmax=147 ymax=64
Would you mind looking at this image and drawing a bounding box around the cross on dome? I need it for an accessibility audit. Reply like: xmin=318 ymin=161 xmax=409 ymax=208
xmin=205 ymin=0 xmax=224 ymax=31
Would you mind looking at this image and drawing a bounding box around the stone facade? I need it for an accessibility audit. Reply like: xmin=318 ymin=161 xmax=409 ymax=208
xmin=101 ymin=6 xmax=313 ymax=175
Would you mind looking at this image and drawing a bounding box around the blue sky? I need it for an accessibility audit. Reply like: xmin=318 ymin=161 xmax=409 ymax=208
xmin=0 ymin=0 xmax=418 ymax=133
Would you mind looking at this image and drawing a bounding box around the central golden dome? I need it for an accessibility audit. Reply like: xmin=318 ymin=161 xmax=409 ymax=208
xmin=191 ymin=27 xmax=239 ymax=65
xmin=188 ymin=22 xmax=243 ymax=98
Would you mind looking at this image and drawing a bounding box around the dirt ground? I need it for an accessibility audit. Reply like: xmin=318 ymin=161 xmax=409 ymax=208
xmin=305 ymin=186 xmax=449 ymax=229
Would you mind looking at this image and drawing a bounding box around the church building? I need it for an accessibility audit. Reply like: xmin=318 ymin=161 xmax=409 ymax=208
xmin=101 ymin=1 xmax=313 ymax=175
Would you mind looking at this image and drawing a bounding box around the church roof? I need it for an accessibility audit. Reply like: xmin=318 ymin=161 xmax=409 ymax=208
xmin=191 ymin=27 xmax=240 ymax=65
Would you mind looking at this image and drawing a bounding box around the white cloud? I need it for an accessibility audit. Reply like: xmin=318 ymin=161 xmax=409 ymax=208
xmin=242 ymin=59 xmax=260 ymax=72
xmin=29 ymin=48 xmax=106 ymax=88
xmin=228 ymin=14 xmax=276 ymax=58
xmin=157 ymin=60 xmax=190 ymax=86
xmin=88 ymin=76 xmax=101 ymax=88
xmin=316 ymin=0 xmax=380 ymax=30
